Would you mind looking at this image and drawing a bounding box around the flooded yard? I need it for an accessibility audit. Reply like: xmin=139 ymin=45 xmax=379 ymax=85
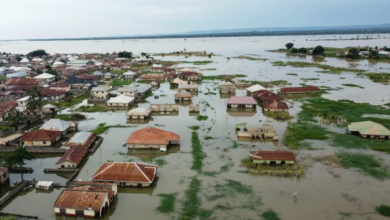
xmin=1 ymin=35 xmax=390 ymax=219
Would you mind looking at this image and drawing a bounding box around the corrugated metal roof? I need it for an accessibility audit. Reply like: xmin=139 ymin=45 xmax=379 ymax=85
xmin=227 ymin=96 xmax=257 ymax=105
xmin=137 ymin=84 xmax=152 ymax=93
xmin=126 ymin=126 xmax=180 ymax=145
xmin=40 ymin=119 xmax=70 ymax=132
xmin=247 ymin=84 xmax=266 ymax=92
xmin=347 ymin=121 xmax=390 ymax=136
xmin=279 ymin=85 xmax=321 ymax=93
xmin=56 ymin=146 xmax=88 ymax=165
xmin=175 ymin=91 xmax=193 ymax=98
xmin=65 ymin=132 xmax=96 ymax=147
xmin=126 ymin=107 xmax=151 ymax=116
xmin=91 ymin=162 xmax=158 ymax=183
xmin=92 ymin=85 xmax=109 ymax=92
xmin=117 ymin=85 xmax=137 ymax=92
xmin=107 ymin=95 xmax=134 ymax=104
xmin=54 ymin=190 xmax=107 ymax=211
xmin=20 ymin=129 xmax=61 ymax=141
xmin=249 ymin=151 xmax=296 ymax=162
xmin=263 ymin=100 xmax=289 ymax=110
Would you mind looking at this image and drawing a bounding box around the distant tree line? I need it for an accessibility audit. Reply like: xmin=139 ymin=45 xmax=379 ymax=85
xmin=27 ymin=49 xmax=47 ymax=57
xmin=118 ymin=51 xmax=132 ymax=58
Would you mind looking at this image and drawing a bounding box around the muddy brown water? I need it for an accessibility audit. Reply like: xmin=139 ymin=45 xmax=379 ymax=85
xmin=1 ymin=36 xmax=390 ymax=219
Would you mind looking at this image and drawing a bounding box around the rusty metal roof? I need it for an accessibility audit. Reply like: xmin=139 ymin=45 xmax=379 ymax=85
xmin=20 ymin=129 xmax=61 ymax=141
xmin=126 ymin=126 xmax=180 ymax=145
xmin=91 ymin=162 xmax=158 ymax=183
xmin=54 ymin=190 xmax=107 ymax=211
xmin=279 ymin=85 xmax=321 ymax=93
xmin=249 ymin=151 xmax=296 ymax=162
xmin=64 ymin=132 xmax=97 ymax=148
xmin=55 ymin=146 xmax=88 ymax=165
xmin=175 ymin=91 xmax=193 ymax=98
xmin=262 ymin=100 xmax=289 ymax=110
xmin=5 ymin=78 xmax=41 ymax=86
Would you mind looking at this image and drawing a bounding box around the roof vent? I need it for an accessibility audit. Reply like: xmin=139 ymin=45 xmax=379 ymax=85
xmin=148 ymin=126 xmax=151 ymax=131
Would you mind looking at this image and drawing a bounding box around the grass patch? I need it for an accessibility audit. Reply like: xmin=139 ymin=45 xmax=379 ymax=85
xmin=109 ymin=79 xmax=133 ymax=86
xmin=233 ymin=56 xmax=267 ymax=61
xmin=359 ymin=72 xmax=390 ymax=85
xmin=76 ymin=105 xmax=109 ymax=112
xmin=231 ymin=140 xmax=239 ymax=149
xmin=48 ymin=92 xmax=90 ymax=108
xmin=181 ymin=177 xmax=201 ymax=219
xmin=376 ymin=204 xmax=390 ymax=217
xmin=203 ymin=171 xmax=219 ymax=177
xmin=301 ymin=78 xmax=320 ymax=81
xmin=214 ymin=179 xmax=253 ymax=195
xmin=241 ymin=158 xmax=305 ymax=177
xmin=264 ymin=111 xmax=292 ymax=120
xmin=342 ymin=83 xmax=364 ymax=89
xmin=220 ymin=164 xmax=231 ymax=172
xmin=188 ymin=125 xmax=200 ymax=130
xmin=204 ymin=136 xmax=214 ymax=140
xmin=283 ymin=122 xmax=329 ymax=149
xmin=272 ymin=61 xmax=365 ymax=74
xmin=180 ymin=60 xmax=213 ymax=65
xmin=261 ymin=209 xmax=280 ymax=220
xmin=191 ymin=132 xmax=204 ymax=173
xmin=196 ymin=115 xmax=208 ymax=121
xmin=155 ymin=158 xmax=168 ymax=167
xmin=235 ymin=74 xmax=247 ymax=77
xmin=287 ymin=73 xmax=298 ymax=76
xmin=54 ymin=113 xmax=87 ymax=121
xmin=156 ymin=193 xmax=177 ymax=213
xmin=337 ymin=152 xmax=390 ymax=179
xmin=0 ymin=125 xmax=13 ymax=132
xmin=332 ymin=133 xmax=390 ymax=151
xmin=89 ymin=123 xmax=130 ymax=134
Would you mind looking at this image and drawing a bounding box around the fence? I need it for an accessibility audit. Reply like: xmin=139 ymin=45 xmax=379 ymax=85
xmin=0 ymin=128 xmax=16 ymax=138
xmin=0 ymin=181 xmax=28 ymax=207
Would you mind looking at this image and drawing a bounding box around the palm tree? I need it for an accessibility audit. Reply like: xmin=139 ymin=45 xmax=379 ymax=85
xmin=8 ymin=110 xmax=27 ymax=130
xmin=26 ymin=96 xmax=42 ymax=112
xmin=26 ymin=86 xmax=42 ymax=98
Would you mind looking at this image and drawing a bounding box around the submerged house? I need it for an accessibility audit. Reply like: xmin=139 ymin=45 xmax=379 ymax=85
xmin=36 ymin=181 xmax=54 ymax=190
xmin=126 ymin=126 xmax=180 ymax=150
xmin=246 ymin=84 xmax=266 ymax=95
xmin=347 ymin=121 xmax=390 ymax=139
xmin=56 ymin=146 xmax=89 ymax=168
xmin=91 ymin=85 xmax=110 ymax=99
xmin=227 ymin=96 xmax=257 ymax=108
xmin=64 ymin=131 xmax=97 ymax=149
xmin=278 ymin=85 xmax=322 ymax=94
xmin=123 ymin=71 xmax=137 ymax=81
xmin=0 ymin=167 xmax=9 ymax=184
xmin=175 ymin=91 xmax=193 ymax=101
xmin=126 ymin=107 xmax=152 ymax=120
xmin=262 ymin=100 xmax=289 ymax=112
xmin=137 ymin=84 xmax=152 ymax=97
xmin=249 ymin=151 xmax=296 ymax=165
xmin=106 ymin=95 xmax=134 ymax=107
xmin=219 ymin=82 xmax=236 ymax=94
xmin=20 ymin=130 xmax=62 ymax=147
xmin=91 ymin=162 xmax=158 ymax=187
xmin=40 ymin=119 xmax=78 ymax=134
xmin=178 ymin=84 xmax=198 ymax=92
xmin=178 ymin=71 xmax=201 ymax=81
xmin=54 ymin=186 xmax=114 ymax=218
xmin=117 ymin=85 xmax=138 ymax=98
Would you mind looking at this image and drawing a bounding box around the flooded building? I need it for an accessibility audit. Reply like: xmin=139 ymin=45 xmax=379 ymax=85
xmin=138 ymin=74 xmax=165 ymax=81
xmin=262 ymin=100 xmax=289 ymax=112
xmin=178 ymin=84 xmax=198 ymax=92
xmin=246 ymin=84 xmax=267 ymax=95
xmin=40 ymin=119 xmax=78 ymax=134
xmin=0 ymin=167 xmax=9 ymax=184
xmin=278 ymin=85 xmax=322 ymax=94
xmin=149 ymin=104 xmax=179 ymax=112
xmin=64 ymin=131 xmax=97 ymax=149
xmin=41 ymin=88 xmax=67 ymax=101
xmin=219 ymin=82 xmax=236 ymax=94
xmin=20 ymin=130 xmax=62 ymax=147
xmin=106 ymin=95 xmax=134 ymax=107
xmin=41 ymin=104 xmax=58 ymax=114
xmin=249 ymin=151 xmax=296 ymax=165
xmin=54 ymin=186 xmax=114 ymax=218
xmin=123 ymin=70 xmax=137 ymax=81
xmin=137 ymin=84 xmax=152 ymax=97
xmin=254 ymin=90 xmax=283 ymax=102
xmin=347 ymin=121 xmax=390 ymax=139
xmin=36 ymin=181 xmax=54 ymax=190
xmin=69 ymin=181 xmax=118 ymax=196
xmin=116 ymin=85 xmax=138 ymax=98
xmin=92 ymin=85 xmax=110 ymax=99
xmin=172 ymin=78 xmax=191 ymax=86
xmin=126 ymin=126 xmax=180 ymax=150
xmin=91 ymin=162 xmax=158 ymax=187
xmin=227 ymin=96 xmax=257 ymax=108
xmin=175 ymin=91 xmax=193 ymax=101
xmin=56 ymin=146 xmax=89 ymax=168
xmin=127 ymin=107 xmax=152 ymax=120
xmin=178 ymin=71 xmax=201 ymax=81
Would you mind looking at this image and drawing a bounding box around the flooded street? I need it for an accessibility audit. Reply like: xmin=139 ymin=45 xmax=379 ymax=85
xmin=1 ymin=35 xmax=390 ymax=219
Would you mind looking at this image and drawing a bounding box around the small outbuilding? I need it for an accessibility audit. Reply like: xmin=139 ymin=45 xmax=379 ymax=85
xmin=227 ymin=96 xmax=257 ymax=108
xmin=41 ymin=104 xmax=59 ymax=114
xmin=36 ymin=181 xmax=54 ymax=190
xmin=178 ymin=84 xmax=198 ymax=92
xmin=56 ymin=146 xmax=89 ymax=168
xmin=91 ymin=162 xmax=158 ymax=187
xmin=246 ymin=84 xmax=266 ymax=95
xmin=249 ymin=151 xmax=296 ymax=165
xmin=219 ymin=82 xmax=236 ymax=94
xmin=127 ymin=107 xmax=152 ymax=120
xmin=107 ymin=95 xmax=134 ymax=107
xmin=0 ymin=167 xmax=9 ymax=184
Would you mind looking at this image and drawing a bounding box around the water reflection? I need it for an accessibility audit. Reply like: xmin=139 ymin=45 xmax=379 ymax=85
xmin=127 ymin=146 xmax=180 ymax=160
xmin=227 ymin=108 xmax=257 ymax=117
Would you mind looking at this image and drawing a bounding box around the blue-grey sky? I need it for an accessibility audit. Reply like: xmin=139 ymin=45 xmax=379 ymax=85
xmin=1 ymin=0 xmax=389 ymax=39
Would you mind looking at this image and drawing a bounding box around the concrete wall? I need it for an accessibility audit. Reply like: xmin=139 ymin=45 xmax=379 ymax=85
xmin=107 ymin=101 xmax=133 ymax=107
xmin=57 ymin=161 xmax=77 ymax=169
xmin=128 ymin=115 xmax=149 ymax=120
xmin=127 ymin=144 xmax=167 ymax=149
xmin=253 ymin=160 xmax=295 ymax=165
xmin=0 ymin=171 xmax=9 ymax=184
xmin=50 ymin=93 xmax=66 ymax=100
xmin=264 ymin=108 xmax=287 ymax=112
xmin=93 ymin=91 xmax=108 ymax=99
xmin=117 ymin=91 xmax=137 ymax=97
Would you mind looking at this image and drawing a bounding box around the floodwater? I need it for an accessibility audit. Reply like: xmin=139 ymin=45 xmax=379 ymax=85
xmin=1 ymin=35 xmax=390 ymax=219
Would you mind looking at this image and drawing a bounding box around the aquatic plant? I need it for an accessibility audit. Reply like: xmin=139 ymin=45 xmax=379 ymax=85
xmin=188 ymin=125 xmax=200 ymax=130
xmin=283 ymin=122 xmax=329 ymax=149
xmin=286 ymin=73 xmax=298 ymax=76
xmin=261 ymin=209 xmax=281 ymax=220
xmin=232 ymin=56 xmax=267 ymax=61
xmin=76 ymin=105 xmax=109 ymax=112
xmin=54 ymin=113 xmax=87 ymax=121
xmin=241 ymin=158 xmax=306 ymax=177
xmin=342 ymin=83 xmax=364 ymax=89
xmin=196 ymin=115 xmax=208 ymax=121
xmin=376 ymin=204 xmax=390 ymax=217
xmin=89 ymin=123 xmax=130 ymax=134
xmin=155 ymin=158 xmax=168 ymax=167
xmin=191 ymin=132 xmax=204 ymax=173
xmin=156 ymin=193 xmax=177 ymax=213
xmin=181 ymin=177 xmax=201 ymax=219
xmin=204 ymin=136 xmax=214 ymax=140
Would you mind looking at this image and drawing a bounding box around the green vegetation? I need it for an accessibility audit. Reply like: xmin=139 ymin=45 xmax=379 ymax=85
xmin=180 ymin=60 xmax=213 ymax=65
xmin=264 ymin=111 xmax=292 ymax=120
xmin=359 ymin=72 xmax=390 ymax=85
xmin=301 ymin=78 xmax=320 ymax=81
xmin=48 ymin=92 xmax=90 ymax=108
xmin=0 ymin=215 xmax=17 ymax=220
xmin=312 ymin=45 xmax=325 ymax=55
xmin=191 ymin=132 xmax=204 ymax=173
xmin=155 ymin=158 xmax=168 ymax=167
xmin=0 ymin=125 xmax=13 ymax=132
xmin=196 ymin=115 xmax=208 ymax=121
xmin=156 ymin=193 xmax=177 ymax=213
xmin=332 ymin=133 xmax=390 ymax=151
xmin=272 ymin=61 xmax=365 ymax=73
xmin=201 ymin=74 xmax=247 ymax=81
xmin=261 ymin=210 xmax=281 ymax=220
xmin=214 ymin=179 xmax=253 ymax=195
xmin=109 ymin=79 xmax=133 ymax=86
xmin=76 ymin=105 xmax=109 ymax=112
xmin=188 ymin=125 xmax=200 ymax=130
xmin=181 ymin=177 xmax=203 ymax=219
xmin=285 ymin=43 xmax=294 ymax=50
xmin=283 ymin=122 xmax=329 ymax=149
xmin=376 ymin=204 xmax=390 ymax=217
xmin=4 ymin=146 xmax=35 ymax=180
xmin=346 ymin=48 xmax=360 ymax=59
xmin=337 ymin=152 xmax=390 ymax=179
xmin=241 ymin=158 xmax=305 ymax=177
xmin=232 ymin=56 xmax=267 ymax=61
xmin=204 ymin=136 xmax=214 ymax=140
xmin=342 ymin=83 xmax=364 ymax=89
xmin=287 ymin=73 xmax=298 ymax=76
xmin=89 ymin=123 xmax=130 ymax=134
xmin=54 ymin=113 xmax=87 ymax=121
xmin=27 ymin=49 xmax=47 ymax=57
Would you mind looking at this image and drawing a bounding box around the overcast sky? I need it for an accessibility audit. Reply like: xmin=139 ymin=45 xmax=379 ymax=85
xmin=1 ymin=0 xmax=389 ymax=40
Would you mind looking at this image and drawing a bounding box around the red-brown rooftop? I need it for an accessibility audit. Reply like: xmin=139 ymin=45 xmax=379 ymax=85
xmin=126 ymin=126 xmax=180 ymax=145
xmin=249 ymin=151 xmax=296 ymax=162
xmin=227 ymin=96 xmax=257 ymax=105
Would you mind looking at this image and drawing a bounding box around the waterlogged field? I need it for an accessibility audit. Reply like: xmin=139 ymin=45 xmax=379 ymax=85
xmin=1 ymin=35 xmax=390 ymax=219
